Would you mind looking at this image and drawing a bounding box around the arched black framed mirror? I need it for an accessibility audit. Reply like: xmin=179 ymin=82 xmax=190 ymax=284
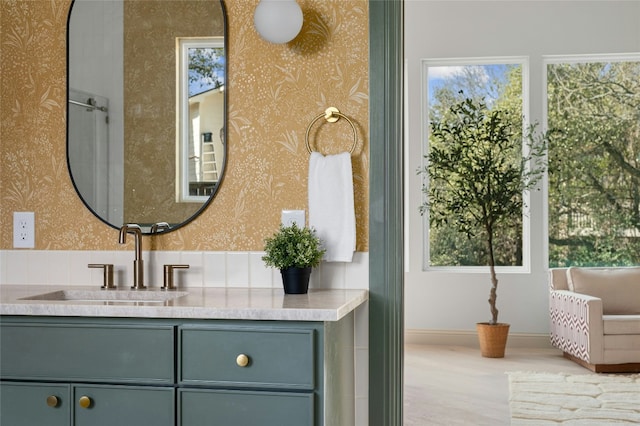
xmin=67 ymin=0 xmax=227 ymax=234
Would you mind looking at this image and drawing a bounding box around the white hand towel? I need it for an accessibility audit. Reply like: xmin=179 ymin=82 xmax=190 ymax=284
xmin=308 ymin=151 xmax=356 ymax=262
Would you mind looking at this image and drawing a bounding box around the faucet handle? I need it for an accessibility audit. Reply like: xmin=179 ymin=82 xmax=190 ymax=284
xmin=150 ymin=222 xmax=171 ymax=234
xmin=88 ymin=264 xmax=115 ymax=289
xmin=162 ymin=264 xmax=189 ymax=291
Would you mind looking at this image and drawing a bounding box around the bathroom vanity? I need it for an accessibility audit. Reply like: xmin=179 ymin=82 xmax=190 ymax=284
xmin=0 ymin=286 xmax=367 ymax=426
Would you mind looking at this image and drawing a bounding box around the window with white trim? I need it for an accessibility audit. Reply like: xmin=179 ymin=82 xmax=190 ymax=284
xmin=422 ymin=58 xmax=530 ymax=270
xmin=177 ymin=37 xmax=225 ymax=202
xmin=545 ymin=54 xmax=640 ymax=267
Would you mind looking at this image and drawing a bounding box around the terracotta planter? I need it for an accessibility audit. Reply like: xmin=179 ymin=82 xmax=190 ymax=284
xmin=476 ymin=322 xmax=510 ymax=358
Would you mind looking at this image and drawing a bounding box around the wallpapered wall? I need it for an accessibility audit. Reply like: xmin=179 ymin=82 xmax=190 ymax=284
xmin=123 ymin=0 xmax=225 ymax=224
xmin=0 ymin=0 xmax=370 ymax=251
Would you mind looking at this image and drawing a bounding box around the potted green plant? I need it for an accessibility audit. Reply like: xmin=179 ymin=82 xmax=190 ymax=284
xmin=419 ymin=96 xmax=548 ymax=357
xmin=262 ymin=223 xmax=326 ymax=294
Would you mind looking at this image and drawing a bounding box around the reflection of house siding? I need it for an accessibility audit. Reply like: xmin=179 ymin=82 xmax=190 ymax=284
xmin=188 ymin=102 xmax=200 ymax=183
xmin=187 ymin=88 xmax=224 ymax=197
xmin=190 ymin=89 xmax=225 ymax=184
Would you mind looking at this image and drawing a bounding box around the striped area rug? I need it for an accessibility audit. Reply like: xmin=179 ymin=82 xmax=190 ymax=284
xmin=508 ymin=372 xmax=640 ymax=425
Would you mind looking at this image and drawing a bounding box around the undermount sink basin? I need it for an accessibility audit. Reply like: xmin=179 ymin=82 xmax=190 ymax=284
xmin=21 ymin=289 xmax=189 ymax=304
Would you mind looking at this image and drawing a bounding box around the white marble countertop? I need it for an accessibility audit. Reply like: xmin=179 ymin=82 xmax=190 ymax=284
xmin=0 ymin=285 xmax=368 ymax=322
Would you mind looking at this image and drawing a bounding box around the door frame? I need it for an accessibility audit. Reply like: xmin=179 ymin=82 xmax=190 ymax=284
xmin=369 ymin=1 xmax=404 ymax=425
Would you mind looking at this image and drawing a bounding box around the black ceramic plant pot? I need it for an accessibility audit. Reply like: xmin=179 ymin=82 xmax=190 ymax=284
xmin=280 ymin=266 xmax=312 ymax=294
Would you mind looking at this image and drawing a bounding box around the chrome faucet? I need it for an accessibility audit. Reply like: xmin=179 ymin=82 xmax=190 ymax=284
xmin=118 ymin=224 xmax=145 ymax=290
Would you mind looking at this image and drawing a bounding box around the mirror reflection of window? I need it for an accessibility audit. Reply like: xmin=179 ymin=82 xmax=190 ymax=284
xmin=177 ymin=38 xmax=225 ymax=202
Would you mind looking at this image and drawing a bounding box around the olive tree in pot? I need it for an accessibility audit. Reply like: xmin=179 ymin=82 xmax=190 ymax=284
xmin=419 ymin=96 xmax=547 ymax=358
xmin=262 ymin=223 xmax=326 ymax=294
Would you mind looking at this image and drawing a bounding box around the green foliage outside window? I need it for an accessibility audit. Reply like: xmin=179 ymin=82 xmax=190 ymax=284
xmin=547 ymin=61 xmax=640 ymax=267
xmin=426 ymin=64 xmax=526 ymax=267
xmin=188 ymin=47 xmax=224 ymax=96
xmin=425 ymin=59 xmax=640 ymax=268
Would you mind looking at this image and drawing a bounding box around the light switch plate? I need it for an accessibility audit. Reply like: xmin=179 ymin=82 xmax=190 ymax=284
xmin=281 ymin=210 xmax=305 ymax=227
xmin=13 ymin=211 xmax=35 ymax=248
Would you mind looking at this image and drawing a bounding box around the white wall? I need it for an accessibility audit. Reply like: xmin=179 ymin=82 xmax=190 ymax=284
xmin=404 ymin=1 xmax=640 ymax=335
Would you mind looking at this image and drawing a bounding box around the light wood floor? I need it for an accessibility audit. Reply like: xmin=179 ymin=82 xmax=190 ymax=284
xmin=404 ymin=344 xmax=590 ymax=425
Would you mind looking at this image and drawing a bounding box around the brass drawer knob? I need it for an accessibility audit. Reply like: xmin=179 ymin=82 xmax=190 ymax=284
xmin=46 ymin=395 xmax=59 ymax=407
xmin=236 ymin=353 xmax=250 ymax=367
xmin=78 ymin=396 xmax=92 ymax=409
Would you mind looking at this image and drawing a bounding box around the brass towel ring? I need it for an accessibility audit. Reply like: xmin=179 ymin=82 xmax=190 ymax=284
xmin=305 ymin=107 xmax=358 ymax=155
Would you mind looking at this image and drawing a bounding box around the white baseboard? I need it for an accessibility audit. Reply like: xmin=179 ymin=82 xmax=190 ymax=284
xmin=405 ymin=329 xmax=553 ymax=349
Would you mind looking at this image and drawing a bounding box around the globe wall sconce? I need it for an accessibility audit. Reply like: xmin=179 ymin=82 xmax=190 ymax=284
xmin=254 ymin=0 xmax=303 ymax=44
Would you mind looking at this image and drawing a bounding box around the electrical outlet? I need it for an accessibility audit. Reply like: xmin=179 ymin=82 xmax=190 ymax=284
xmin=13 ymin=212 xmax=35 ymax=249
xmin=281 ymin=210 xmax=305 ymax=227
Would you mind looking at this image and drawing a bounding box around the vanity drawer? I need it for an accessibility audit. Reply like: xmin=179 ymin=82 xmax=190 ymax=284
xmin=74 ymin=384 xmax=174 ymax=426
xmin=0 ymin=322 xmax=175 ymax=384
xmin=179 ymin=325 xmax=315 ymax=389
xmin=178 ymin=388 xmax=314 ymax=426
xmin=0 ymin=382 xmax=70 ymax=426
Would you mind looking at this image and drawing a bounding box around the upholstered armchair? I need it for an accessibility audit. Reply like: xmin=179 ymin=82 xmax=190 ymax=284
xmin=549 ymin=267 xmax=640 ymax=373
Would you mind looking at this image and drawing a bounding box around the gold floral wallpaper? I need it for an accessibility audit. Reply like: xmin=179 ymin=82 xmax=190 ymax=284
xmin=0 ymin=0 xmax=369 ymax=252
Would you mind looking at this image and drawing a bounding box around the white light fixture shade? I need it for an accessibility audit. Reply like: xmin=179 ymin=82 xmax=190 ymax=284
xmin=254 ymin=0 xmax=303 ymax=44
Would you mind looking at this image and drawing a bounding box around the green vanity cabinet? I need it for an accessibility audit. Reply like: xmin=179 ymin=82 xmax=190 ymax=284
xmin=72 ymin=384 xmax=174 ymax=426
xmin=0 ymin=321 xmax=175 ymax=383
xmin=178 ymin=324 xmax=321 ymax=425
xmin=0 ymin=314 xmax=355 ymax=426
xmin=179 ymin=388 xmax=314 ymax=425
xmin=0 ymin=382 xmax=174 ymax=426
xmin=179 ymin=325 xmax=316 ymax=389
xmin=0 ymin=318 xmax=175 ymax=426
xmin=0 ymin=382 xmax=70 ymax=426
